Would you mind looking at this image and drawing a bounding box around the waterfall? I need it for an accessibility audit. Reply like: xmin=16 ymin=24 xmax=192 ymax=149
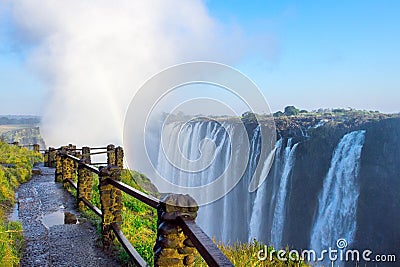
xmin=155 ymin=120 xmax=299 ymax=245
xmin=248 ymin=139 xmax=281 ymax=242
xmin=270 ymin=139 xmax=299 ymax=248
xmin=248 ymin=138 xmax=299 ymax=246
xmin=155 ymin=120 xmax=267 ymax=243
xmin=310 ymin=130 xmax=366 ymax=254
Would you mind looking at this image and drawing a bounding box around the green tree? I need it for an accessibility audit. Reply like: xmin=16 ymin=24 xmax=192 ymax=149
xmin=241 ymin=111 xmax=257 ymax=123
xmin=284 ymin=106 xmax=300 ymax=116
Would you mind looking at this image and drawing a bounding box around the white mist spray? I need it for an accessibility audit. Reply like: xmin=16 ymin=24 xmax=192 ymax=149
xmin=9 ymin=0 xmax=254 ymax=147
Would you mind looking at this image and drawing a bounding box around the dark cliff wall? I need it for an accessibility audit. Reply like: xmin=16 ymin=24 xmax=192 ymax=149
xmin=356 ymin=118 xmax=400 ymax=256
xmin=279 ymin=117 xmax=400 ymax=258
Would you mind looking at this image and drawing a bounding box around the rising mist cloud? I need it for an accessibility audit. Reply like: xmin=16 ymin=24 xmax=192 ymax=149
xmin=7 ymin=0 xmax=275 ymax=147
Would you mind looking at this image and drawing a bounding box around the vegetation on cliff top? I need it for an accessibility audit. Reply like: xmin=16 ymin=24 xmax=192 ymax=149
xmin=0 ymin=142 xmax=42 ymax=266
xmin=0 ymin=116 xmax=40 ymax=126
xmin=160 ymin=107 xmax=399 ymax=132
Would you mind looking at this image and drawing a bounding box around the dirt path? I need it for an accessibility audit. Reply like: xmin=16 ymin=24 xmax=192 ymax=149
xmin=15 ymin=165 xmax=120 ymax=267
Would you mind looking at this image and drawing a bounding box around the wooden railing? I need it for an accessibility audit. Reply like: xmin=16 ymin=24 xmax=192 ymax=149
xmin=6 ymin=142 xmax=41 ymax=152
xmin=45 ymin=144 xmax=234 ymax=267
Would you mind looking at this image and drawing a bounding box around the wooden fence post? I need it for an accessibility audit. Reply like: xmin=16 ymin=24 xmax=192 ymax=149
xmin=98 ymin=165 xmax=122 ymax=249
xmin=107 ymin=144 xmax=116 ymax=165
xmin=154 ymin=194 xmax=199 ymax=267
xmin=77 ymin=147 xmax=92 ymax=210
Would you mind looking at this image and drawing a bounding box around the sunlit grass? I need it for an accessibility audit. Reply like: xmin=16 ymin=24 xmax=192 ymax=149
xmin=0 ymin=141 xmax=42 ymax=266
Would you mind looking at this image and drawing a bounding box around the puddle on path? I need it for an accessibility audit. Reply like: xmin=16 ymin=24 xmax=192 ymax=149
xmin=9 ymin=193 xmax=19 ymax=221
xmin=42 ymin=211 xmax=65 ymax=228
xmin=42 ymin=208 xmax=79 ymax=228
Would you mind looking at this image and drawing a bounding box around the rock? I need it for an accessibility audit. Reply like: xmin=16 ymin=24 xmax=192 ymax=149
xmin=32 ymin=168 xmax=42 ymax=175
xmin=64 ymin=212 xmax=77 ymax=224
xmin=183 ymin=255 xmax=195 ymax=265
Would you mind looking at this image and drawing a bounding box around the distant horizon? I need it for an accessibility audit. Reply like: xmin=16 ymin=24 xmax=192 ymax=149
xmin=1 ymin=105 xmax=399 ymax=118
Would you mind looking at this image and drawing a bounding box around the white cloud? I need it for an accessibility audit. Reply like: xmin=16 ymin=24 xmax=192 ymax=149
xmin=8 ymin=0 xmax=276 ymax=147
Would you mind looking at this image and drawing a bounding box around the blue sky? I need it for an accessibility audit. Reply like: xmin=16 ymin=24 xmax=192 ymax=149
xmin=206 ymin=0 xmax=400 ymax=113
xmin=0 ymin=1 xmax=399 ymax=115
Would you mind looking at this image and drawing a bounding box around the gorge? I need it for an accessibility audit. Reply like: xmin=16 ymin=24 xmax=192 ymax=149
xmin=148 ymin=110 xmax=400 ymax=266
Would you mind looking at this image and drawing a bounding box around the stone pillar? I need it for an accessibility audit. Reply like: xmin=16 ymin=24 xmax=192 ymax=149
xmin=68 ymin=144 xmax=79 ymax=173
xmin=33 ymin=144 xmax=40 ymax=153
xmin=107 ymin=144 xmax=116 ymax=165
xmin=82 ymin=147 xmax=91 ymax=163
xmin=61 ymin=149 xmax=74 ymax=188
xmin=55 ymin=153 xmax=62 ymax=182
xmin=49 ymin=147 xmax=56 ymax=168
xmin=55 ymin=147 xmax=66 ymax=182
xmin=98 ymin=165 xmax=122 ymax=249
xmin=115 ymin=146 xmax=124 ymax=169
xmin=154 ymin=194 xmax=199 ymax=267
xmin=77 ymin=158 xmax=93 ymax=210
xmin=68 ymin=144 xmax=75 ymax=152
xmin=77 ymin=146 xmax=92 ymax=210
xmin=44 ymin=151 xmax=49 ymax=167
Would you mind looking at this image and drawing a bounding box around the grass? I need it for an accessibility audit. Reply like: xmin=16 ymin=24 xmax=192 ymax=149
xmin=0 ymin=141 xmax=42 ymax=266
xmin=194 ymin=240 xmax=309 ymax=267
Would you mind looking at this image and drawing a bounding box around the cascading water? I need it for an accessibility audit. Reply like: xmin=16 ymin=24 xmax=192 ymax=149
xmin=147 ymin=116 xmax=400 ymax=267
xmin=248 ymin=139 xmax=281 ymax=242
xmin=248 ymin=138 xmax=299 ymax=248
xmin=310 ymin=130 xmax=366 ymax=255
xmin=270 ymin=139 xmax=299 ymax=248
xmin=155 ymin=120 xmax=264 ymax=242
xmin=156 ymin=119 xmax=302 ymax=244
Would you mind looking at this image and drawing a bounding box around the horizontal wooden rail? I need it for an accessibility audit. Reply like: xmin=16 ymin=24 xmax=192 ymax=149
xmin=79 ymin=197 xmax=102 ymax=217
xmin=83 ymin=150 xmax=113 ymax=156
xmin=111 ymin=223 xmax=149 ymax=267
xmin=105 ymin=178 xmax=159 ymax=209
xmin=65 ymin=154 xmax=100 ymax=175
xmin=65 ymin=178 xmax=77 ymax=190
xmin=89 ymin=147 xmax=108 ymax=150
xmin=178 ymin=216 xmax=234 ymax=267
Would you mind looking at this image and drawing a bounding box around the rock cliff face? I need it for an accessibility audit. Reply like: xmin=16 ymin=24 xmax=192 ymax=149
xmin=0 ymin=126 xmax=46 ymax=149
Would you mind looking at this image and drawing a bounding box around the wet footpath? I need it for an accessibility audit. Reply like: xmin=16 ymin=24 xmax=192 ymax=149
xmin=14 ymin=165 xmax=120 ymax=267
